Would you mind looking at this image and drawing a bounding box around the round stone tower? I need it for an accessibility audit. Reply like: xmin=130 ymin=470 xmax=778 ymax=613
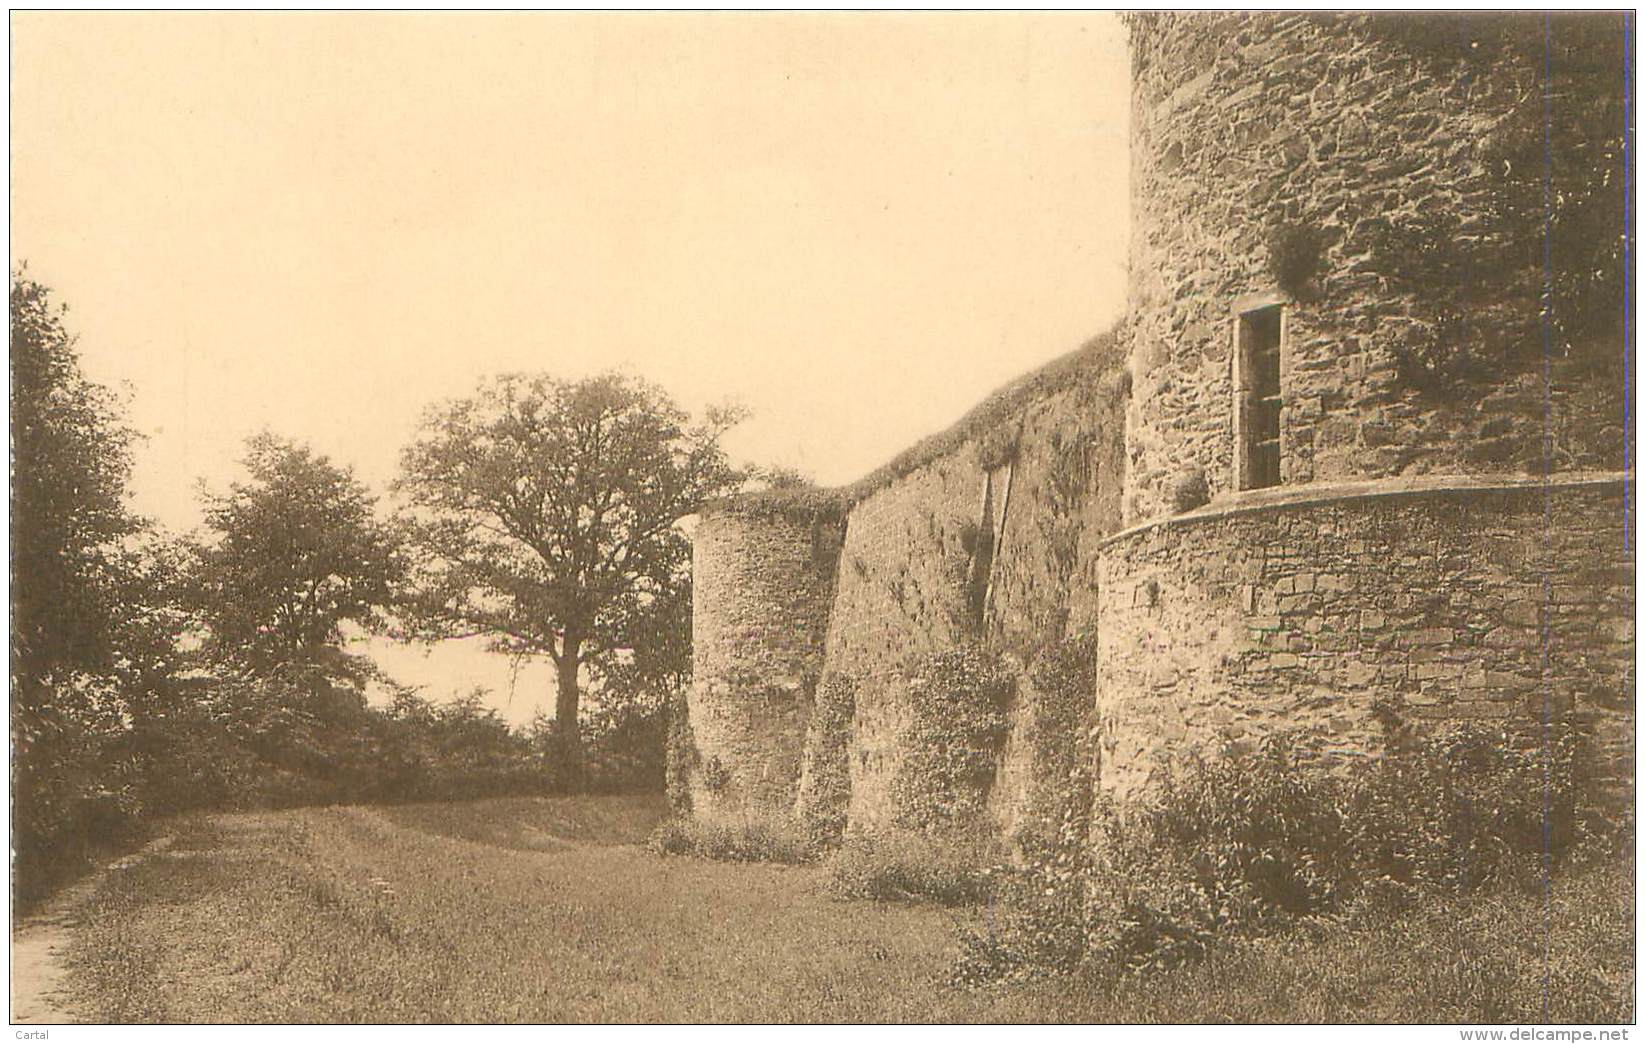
xmin=682 ymin=498 xmax=844 ymax=825
xmin=1123 ymin=11 xmax=1627 ymax=524
xmin=1096 ymin=12 xmax=1634 ymax=803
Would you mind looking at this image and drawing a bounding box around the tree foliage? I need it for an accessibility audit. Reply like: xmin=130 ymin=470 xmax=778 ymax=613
xmin=8 ymin=276 xmax=669 ymax=900
xmin=10 ymin=271 xmax=142 ymax=693
xmin=194 ymin=433 xmax=406 ymax=672
xmin=396 ymin=372 xmax=744 ymax=780
xmin=11 ymin=271 xmax=149 ymax=896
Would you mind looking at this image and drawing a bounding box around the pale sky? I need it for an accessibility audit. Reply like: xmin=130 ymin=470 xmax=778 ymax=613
xmin=11 ymin=12 xmax=1131 ymax=724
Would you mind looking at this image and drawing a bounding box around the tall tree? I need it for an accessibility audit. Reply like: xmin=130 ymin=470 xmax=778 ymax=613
xmin=195 ymin=432 xmax=405 ymax=673
xmin=10 ymin=271 xmax=141 ymax=693
xmin=396 ymin=372 xmax=743 ymax=782
xmin=10 ymin=271 xmax=149 ymax=894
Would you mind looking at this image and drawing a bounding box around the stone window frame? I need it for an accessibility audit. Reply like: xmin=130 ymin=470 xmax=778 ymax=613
xmin=1230 ymin=291 xmax=1291 ymax=492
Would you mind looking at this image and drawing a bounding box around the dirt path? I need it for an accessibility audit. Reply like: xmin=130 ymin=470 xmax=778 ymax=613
xmin=11 ymin=835 xmax=173 ymax=1024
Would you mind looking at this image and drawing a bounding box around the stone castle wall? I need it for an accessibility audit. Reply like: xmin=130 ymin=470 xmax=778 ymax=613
xmin=822 ymin=441 xmax=982 ymax=834
xmin=676 ymin=13 xmax=1634 ymax=841
xmin=818 ymin=361 xmax=1127 ymax=836
xmin=984 ymin=374 xmax=1128 ymax=653
xmin=1125 ymin=12 xmax=1626 ymax=525
xmin=1096 ymin=475 xmax=1634 ymax=803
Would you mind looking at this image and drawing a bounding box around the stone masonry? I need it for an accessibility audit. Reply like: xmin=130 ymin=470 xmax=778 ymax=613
xmin=686 ymin=504 xmax=843 ymax=822
xmin=1126 ymin=12 xmax=1626 ymax=525
xmin=677 ymin=13 xmax=1634 ymax=840
xmin=1097 ymin=474 xmax=1634 ymax=804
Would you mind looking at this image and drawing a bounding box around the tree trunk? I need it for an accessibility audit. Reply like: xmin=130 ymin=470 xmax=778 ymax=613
xmin=555 ymin=646 xmax=584 ymax=790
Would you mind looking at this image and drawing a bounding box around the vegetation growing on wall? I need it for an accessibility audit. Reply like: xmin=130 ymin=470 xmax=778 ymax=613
xmin=1014 ymin=632 xmax=1098 ymax=860
xmin=1167 ymin=468 xmax=1209 ymax=515
xmin=1371 ymin=211 xmax=1506 ymax=395
xmin=1266 ymin=222 xmax=1326 ymax=299
xmin=795 ymin=672 xmax=857 ymax=846
xmin=664 ymin=689 xmax=697 ymax=815
xmin=702 ymin=485 xmax=850 ymax=527
xmin=1364 ymin=14 xmax=1626 ymax=393
xmin=713 ymin=330 xmax=1124 ymax=532
xmin=889 ymin=646 xmax=1016 ymax=833
xmin=977 ymin=424 xmax=1021 ymax=472
xmin=1039 ymin=430 xmax=1093 ymax=590
xmin=844 ymin=331 xmax=1119 ymax=502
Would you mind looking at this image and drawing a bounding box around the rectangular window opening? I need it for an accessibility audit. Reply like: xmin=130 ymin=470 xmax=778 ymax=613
xmin=1237 ymin=305 xmax=1283 ymax=491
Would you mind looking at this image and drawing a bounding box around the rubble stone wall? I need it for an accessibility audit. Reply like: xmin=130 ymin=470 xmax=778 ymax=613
xmin=1095 ymin=474 xmax=1634 ymax=803
xmin=1125 ymin=12 xmax=1626 ymax=525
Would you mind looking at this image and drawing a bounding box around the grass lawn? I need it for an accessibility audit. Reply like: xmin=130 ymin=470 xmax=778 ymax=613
xmin=59 ymin=795 xmax=1634 ymax=1023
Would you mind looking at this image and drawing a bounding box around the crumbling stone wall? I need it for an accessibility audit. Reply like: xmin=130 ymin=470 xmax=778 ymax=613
xmin=976 ymin=379 xmax=1126 ymax=838
xmin=984 ymin=376 xmax=1128 ymax=657
xmin=1096 ymin=474 xmax=1634 ymax=803
xmin=1125 ymin=12 xmax=1626 ymax=524
xmin=685 ymin=503 xmax=843 ymax=823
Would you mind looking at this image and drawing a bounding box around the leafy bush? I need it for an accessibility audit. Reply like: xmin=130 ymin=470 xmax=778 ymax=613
xmin=580 ymin=688 xmax=670 ymax=794
xmin=647 ymin=816 xmax=817 ymax=864
xmin=827 ymin=831 xmax=998 ymax=906
xmin=129 ymin=670 xmax=570 ymax=817
xmin=1138 ymin=737 xmax=1353 ymax=924
xmin=890 ymin=646 xmax=1017 ymax=833
xmin=956 ymin=717 xmax=1603 ymax=985
xmin=955 ymin=637 xmax=1102 ymax=984
xmin=12 ymin=677 xmax=148 ymax=904
xmin=1013 ymin=632 xmax=1097 ymax=856
xmin=1168 ymin=468 xmax=1209 ymax=514
xmin=1267 ymin=222 xmax=1326 ymax=297
xmin=1341 ymin=718 xmax=1584 ymax=890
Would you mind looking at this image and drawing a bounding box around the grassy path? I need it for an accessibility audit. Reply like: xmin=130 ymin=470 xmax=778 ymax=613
xmin=32 ymin=795 xmax=1636 ymax=1024
xmin=12 ymin=834 xmax=179 ymax=1023
xmin=52 ymin=796 xmax=983 ymax=1022
xmin=13 ymin=871 xmax=99 ymax=1023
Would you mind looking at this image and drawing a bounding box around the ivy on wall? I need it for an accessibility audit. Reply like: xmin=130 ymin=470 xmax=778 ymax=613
xmin=1266 ymin=223 xmax=1327 ymax=300
xmin=1042 ymin=430 xmax=1092 ymax=585
xmin=890 ymin=645 xmax=1017 ymax=833
xmin=664 ymin=689 xmax=697 ymax=815
xmin=1352 ymin=14 xmax=1624 ymax=393
xmin=795 ymin=672 xmax=858 ymax=846
xmin=1015 ymin=632 xmax=1100 ymax=860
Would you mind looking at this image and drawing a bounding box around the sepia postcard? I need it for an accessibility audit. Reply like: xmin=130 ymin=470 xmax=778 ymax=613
xmin=7 ymin=8 xmax=1637 ymax=1033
